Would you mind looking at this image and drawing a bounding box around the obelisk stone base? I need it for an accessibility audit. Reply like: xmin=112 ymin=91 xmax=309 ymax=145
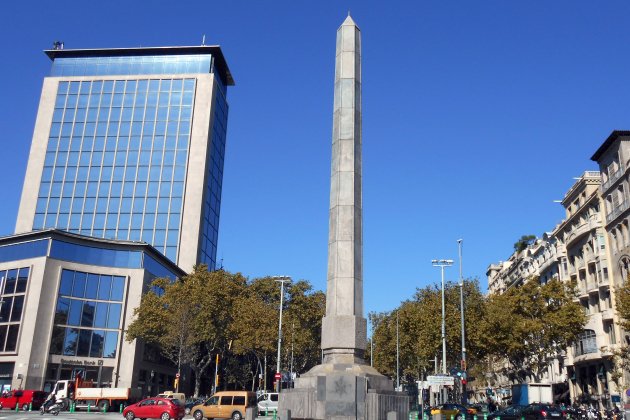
xmin=279 ymin=362 xmax=409 ymax=420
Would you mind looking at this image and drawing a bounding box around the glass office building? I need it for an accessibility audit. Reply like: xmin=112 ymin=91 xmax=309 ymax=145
xmin=0 ymin=229 xmax=185 ymax=393
xmin=16 ymin=46 xmax=234 ymax=272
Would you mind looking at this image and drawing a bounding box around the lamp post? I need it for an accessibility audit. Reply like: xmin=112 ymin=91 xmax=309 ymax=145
xmin=457 ymin=239 xmax=467 ymax=404
xmin=432 ymin=259 xmax=453 ymax=375
xmin=273 ymin=276 xmax=291 ymax=393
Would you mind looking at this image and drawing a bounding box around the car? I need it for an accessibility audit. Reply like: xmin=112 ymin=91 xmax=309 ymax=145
xmin=257 ymin=392 xmax=278 ymax=415
xmin=488 ymin=405 xmax=527 ymax=420
xmin=185 ymin=398 xmax=205 ymax=415
xmin=123 ymin=397 xmax=185 ymax=420
xmin=191 ymin=391 xmax=257 ymax=420
xmin=470 ymin=403 xmax=491 ymax=414
xmin=431 ymin=403 xmax=470 ymax=419
xmin=522 ymin=404 xmax=563 ymax=420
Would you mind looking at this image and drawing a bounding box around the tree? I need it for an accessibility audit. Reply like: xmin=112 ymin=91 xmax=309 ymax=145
xmin=126 ymin=265 xmax=247 ymax=396
xmin=481 ymin=277 xmax=586 ymax=382
xmin=370 ymin=279 xmax=488 ymax=383
xmin=229 ymin=277 xmax=325 ymax=391
xmin=615 ymin=279 xmax=630 ymax=331
xmin=513 ymin=235 xmax=537 ymax=253
xmin=609 ymin=278 xmax=630 ymax=390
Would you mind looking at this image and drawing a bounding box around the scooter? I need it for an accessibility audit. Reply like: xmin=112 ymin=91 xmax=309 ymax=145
xmin=39 ymin=398 xmax=62 ymax=416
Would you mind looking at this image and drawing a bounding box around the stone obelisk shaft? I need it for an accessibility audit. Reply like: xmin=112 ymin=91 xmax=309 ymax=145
xmin=321 ymin=15 xmax=367 ymax=363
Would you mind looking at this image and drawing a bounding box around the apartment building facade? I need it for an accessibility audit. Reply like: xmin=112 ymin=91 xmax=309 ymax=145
xmin=486 ymin=169 xmax=621 ymax=408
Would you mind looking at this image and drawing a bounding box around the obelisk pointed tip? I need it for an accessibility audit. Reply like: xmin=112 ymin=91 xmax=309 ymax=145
xmin=341 ymin=13 xmax=358 ymax=28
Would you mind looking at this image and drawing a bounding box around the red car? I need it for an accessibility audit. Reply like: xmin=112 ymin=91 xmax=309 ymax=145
xmin=123 ymin=397 xmax=185 ymax=420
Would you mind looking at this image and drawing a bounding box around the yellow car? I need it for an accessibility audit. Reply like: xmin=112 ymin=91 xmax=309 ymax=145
xmin=431 ymin=404 xmax=471 ymax=419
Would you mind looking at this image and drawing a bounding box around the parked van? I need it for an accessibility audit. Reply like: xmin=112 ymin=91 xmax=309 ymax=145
xmin=157 ymin=391 xmax=186 ymax=402
xmin=256 ymin=392 xmax=278 ymax=415
xmin=191 ymin=391 xmax=257 ymax=420
xmin=0 ymin=390 xmax=47 ymax=410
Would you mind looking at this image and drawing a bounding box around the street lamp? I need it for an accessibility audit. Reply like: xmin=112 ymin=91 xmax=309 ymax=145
xmin=457 ymin=239 xmax=467 ymax=404
xmin=272 ymin=276 xmax=291 ymax=392
xmin=432 ymin=259 xmax=453 ymax=375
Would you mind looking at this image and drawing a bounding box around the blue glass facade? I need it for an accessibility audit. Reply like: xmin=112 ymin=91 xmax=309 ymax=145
xmin=50 ymin=55 xmax=212 ymax=77
xmin=30 ymin=50 xmax=230 ymax=270
xmin=50 ymin=269 xmax=123 ymax=358
xmin=199 ymin=77 xmax=228 ymax=268
xmin=0 ymin=267 xmax=29 ymax=353
xmin=0 ymin=234 xmax=180 ymax=280
xmin=35 ymin=77 xmax=194 ymax=263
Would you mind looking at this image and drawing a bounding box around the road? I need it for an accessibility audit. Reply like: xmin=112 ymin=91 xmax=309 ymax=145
xmin=0 ymin=413 xmax=196 ymax=420
xmin=0 ymin=412 xmax=125 ymax=420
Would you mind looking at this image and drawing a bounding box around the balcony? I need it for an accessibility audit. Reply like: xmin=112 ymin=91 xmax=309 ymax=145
xmin=606 ymin=199 xmax=630 ymax=224
xmin=587 ymin=280 xmax=598 ymax=293
xmin=565 ymin=216 xmax=602 ymax=248
xmin=602 ymin=164 xmax=625 ymax=192
xmin=601 ymin=308 xmax=614 ymax=321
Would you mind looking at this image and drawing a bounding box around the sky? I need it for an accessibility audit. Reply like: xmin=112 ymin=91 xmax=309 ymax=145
xmin=1 ymin=1 xmax=630 ymax=315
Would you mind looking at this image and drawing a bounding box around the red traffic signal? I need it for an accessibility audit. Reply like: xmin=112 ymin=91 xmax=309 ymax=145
xmin=461 ymin=379 xmax=467 ymax=385
xmin=274 ymin=372 xmax=282 ymax=380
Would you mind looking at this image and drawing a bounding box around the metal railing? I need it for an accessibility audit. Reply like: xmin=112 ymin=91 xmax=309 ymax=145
xmin=606 ymin=199 xmax=630 ymax=224
xmin=602 ymin=165 xmax=625 ymax=191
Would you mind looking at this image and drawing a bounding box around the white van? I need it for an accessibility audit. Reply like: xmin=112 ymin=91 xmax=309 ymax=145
xmin=257 ymin=392 xmax=278 ymax=414
xmin=157 ymin=391 xmax=186 ymax=402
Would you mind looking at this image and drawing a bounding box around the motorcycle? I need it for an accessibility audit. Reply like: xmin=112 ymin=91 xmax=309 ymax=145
xmin=39 ymin=397 xmax=62 ymax=416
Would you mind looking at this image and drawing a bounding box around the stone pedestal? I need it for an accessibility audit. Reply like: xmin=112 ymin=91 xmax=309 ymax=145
xmin=279 ymin=362 xmax=409 ymax=420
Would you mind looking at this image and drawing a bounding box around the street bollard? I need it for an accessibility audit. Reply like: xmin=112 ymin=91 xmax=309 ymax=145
xmin=88 ymin=403 xmax=91 ymax=413
xmin=15 ymin=404 xmax=18 ymax=412
xmin=120 ymin=404 xmax=124 ymax=413
xmin=484 ymin=414 xmax=488 ymax=420
xmin=29 ymin=402 xmax=32 ymax=411
xmin=451 ymin=415 xmax=454 ymax=420
xmin=103 ymin=404 xmax=107 ymax=413
xmin=273 ymin=408 xmax=277 ymax=420
xmin=474 ymin=416 xmax=478 ymax=420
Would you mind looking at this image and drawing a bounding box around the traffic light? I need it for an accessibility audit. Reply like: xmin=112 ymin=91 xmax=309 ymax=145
xmin=461 ymin=379 xmax=467 ymax=385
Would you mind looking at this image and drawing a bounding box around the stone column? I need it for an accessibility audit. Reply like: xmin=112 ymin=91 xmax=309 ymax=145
xmin=321 ymin=14 xmax=368 ymax=364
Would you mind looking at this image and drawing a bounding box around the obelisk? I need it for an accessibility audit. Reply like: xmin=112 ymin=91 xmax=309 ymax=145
xmin=321 ymin=14 xmax=366 ymax=364
xmin=278 ymin=16 xmax=409 ymax=420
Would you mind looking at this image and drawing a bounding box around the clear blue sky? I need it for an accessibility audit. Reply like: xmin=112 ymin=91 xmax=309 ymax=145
xmin=1 ymin=1 xmax=629 ymax=315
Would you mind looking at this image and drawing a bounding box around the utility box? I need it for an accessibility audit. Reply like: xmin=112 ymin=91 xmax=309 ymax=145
xmin=511 ymin=383 xmax=553 ymax=405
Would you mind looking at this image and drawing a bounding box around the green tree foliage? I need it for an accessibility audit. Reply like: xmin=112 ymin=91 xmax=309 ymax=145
xmin=127 ymin=269 xmax=325 ymax=395
xmin=371 ymin=279 xmax=487 ymax=382
xmin=615 ymin=279 xmax=630 ymax=331
xmin=513 ymin=235 xmax=537 ymax=253
xmin=480 ymin=277 xmax=586 ymax=382
xmin=610 ymin=278 xmax=630 ymax=390
xmin=126 ymin=265 xmax=247 ymax=396
xmin=230 ymin=278 xmax=325 ymax=389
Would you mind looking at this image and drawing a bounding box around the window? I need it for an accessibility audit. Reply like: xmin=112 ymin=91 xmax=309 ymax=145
xmin=606 ymin=322 xmax=617 ymax=345
xmin=0 ymin=267 xmax=30 ymax=353
xmin=51 ymin=269 xmax=126 ymax=358
xmin=574 ymin=330 xmax=597 ymax=356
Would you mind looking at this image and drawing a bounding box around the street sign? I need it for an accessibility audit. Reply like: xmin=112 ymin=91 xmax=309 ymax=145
xmin=427 ymin=375 xmax=455 ymax=386
xmin=274 ymin=372 xmax=281 ymax=380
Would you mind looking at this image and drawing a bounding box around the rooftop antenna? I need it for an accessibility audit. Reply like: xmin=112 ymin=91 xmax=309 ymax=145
xmin=201 ymin=34 xmax=206 ymax=46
